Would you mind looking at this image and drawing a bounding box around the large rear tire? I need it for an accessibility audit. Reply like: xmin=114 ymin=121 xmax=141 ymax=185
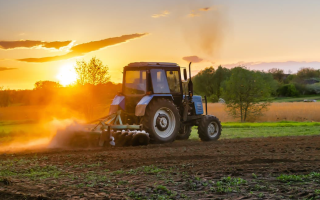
xmin=198 ymin=115 xmax=222 ymax=141
xmin=176 ymin=125 xmax=192 ymax=140
xmin=142 ymin=98 xmax=180 ymax=143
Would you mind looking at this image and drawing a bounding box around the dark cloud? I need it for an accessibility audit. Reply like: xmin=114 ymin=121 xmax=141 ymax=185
xmin=182 ymin=56 xmax=203 ymax=63
xmin=199 ymin=7 xmax=211 ymax=11
xmin=18 ymin=33 xmax=148 ymax=62
xmin=189 ymin=6 xmax=219 ymax=17
xmin=0 ymin=67 xmax=17 ymax=71
xmin=0 ymin=40 xmax=72 ymax=50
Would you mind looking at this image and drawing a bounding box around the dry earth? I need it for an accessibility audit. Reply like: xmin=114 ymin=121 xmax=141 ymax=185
xmin=1 ymin=136 xmax=320 ymax=199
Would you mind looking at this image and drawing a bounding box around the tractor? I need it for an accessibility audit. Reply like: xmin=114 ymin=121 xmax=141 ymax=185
xmin=53 ymin=62 xmax=221 ymax=147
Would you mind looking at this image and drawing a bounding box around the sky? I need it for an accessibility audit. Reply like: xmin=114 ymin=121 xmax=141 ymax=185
xmin=1 ymin=0 xmax=320 ymax=89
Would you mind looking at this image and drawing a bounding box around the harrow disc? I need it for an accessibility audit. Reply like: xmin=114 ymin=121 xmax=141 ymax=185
xmin=112 ymin=130 xmax=149 ymax=147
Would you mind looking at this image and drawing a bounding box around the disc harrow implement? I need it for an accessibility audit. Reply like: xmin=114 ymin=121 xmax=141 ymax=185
xmin=55 ymin=110 xmax=150 ymax=148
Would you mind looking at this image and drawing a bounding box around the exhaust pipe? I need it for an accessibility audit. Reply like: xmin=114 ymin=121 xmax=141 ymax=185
xmin=188 ymin=62 xmax=193 ymax=99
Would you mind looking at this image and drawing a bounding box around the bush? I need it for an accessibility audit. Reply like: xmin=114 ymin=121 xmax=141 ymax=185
xmin=306 ymin=83 xmax=320 ymax=94
xmin=277 ymin=84 xmax=299 ymax=97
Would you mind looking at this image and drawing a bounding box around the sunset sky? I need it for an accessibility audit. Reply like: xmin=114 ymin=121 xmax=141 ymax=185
xmin=1 ymin=0 xmax=320 ymax=89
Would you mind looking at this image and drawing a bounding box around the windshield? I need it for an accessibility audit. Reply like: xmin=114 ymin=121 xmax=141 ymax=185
xmin=150 ymin=69 xmax=170 ymax=93
xmin=123 ymin=70 xmax=147 ymax=95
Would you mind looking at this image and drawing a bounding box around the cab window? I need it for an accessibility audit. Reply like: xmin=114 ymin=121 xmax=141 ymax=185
xmin=150 ymin=69 xmax=170 ymax=93
xmin=123 ymin=70 xmax=146 ymax=95
xmin=166 ymin=71 xmax=180 ymax=93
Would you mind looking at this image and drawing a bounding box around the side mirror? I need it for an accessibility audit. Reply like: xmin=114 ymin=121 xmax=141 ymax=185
xmin=183 ymin=68 xmax=187 ymax=81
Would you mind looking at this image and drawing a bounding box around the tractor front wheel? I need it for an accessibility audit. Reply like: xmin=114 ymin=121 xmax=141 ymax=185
xmin=198 ymin=115 xmax=221 ymax=141
xmin=142 ymin=98 xmax=180 ymax=143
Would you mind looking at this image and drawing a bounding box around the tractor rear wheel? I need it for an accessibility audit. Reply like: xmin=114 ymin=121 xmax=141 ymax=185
xmin=142 ymin=98 xmax=180 ymax=143
xmin=198 ymin=115 xmax=221 ymax=141
xmin=176 ymin=125 xmax=192 ymax=140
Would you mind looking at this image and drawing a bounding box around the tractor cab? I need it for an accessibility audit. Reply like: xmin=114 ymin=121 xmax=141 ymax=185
xmin=123 ymin=62 xmax=182 ymax=95
xmin=122 ymin=62 xmax=184 ymax=112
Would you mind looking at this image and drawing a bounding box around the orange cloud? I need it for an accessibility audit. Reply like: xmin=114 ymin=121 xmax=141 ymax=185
xmin=0 ymin=67 xmax=17 ymax=71
xmin=0 ymin=40 xmax=72 ymax=50
xmin=18 ymin=33 xmax=148 ymax=63
xmin=188 ymin=11 xmax=200 ymax=18
xmin=152 ymin=11 xmax=170 ymax=18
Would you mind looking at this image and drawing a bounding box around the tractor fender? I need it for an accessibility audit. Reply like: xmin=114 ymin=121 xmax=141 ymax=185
xmin=109 ymin=95 xmax=125 ymax=114
xmin=135 ymin=94 xmax=173 ymax=116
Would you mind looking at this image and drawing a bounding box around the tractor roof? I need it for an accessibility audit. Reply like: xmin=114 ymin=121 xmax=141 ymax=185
xmin=126 ymin=62 xmax=179 ymax=68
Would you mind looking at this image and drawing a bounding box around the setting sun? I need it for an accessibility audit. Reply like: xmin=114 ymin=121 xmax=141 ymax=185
xmin=56 ymin=64 xmax=78 ymax=86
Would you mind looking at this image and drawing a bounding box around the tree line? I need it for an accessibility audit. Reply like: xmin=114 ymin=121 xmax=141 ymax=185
xmin=193 ymin=66 xmax=320 ymax=122
xmin=0 ymin=57 xmax=121 ymax=119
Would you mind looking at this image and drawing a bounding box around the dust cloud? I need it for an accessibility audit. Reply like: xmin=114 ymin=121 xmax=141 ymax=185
xmin=182 ymin=5 xmax=227 ymax=58
xmin=47 ymin=119 xmax=85 ymax=148
xmin=0 ymin=117 xmax=85 ymax=153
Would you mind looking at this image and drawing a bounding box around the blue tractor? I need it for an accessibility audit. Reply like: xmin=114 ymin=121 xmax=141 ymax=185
xmin=105 ymin=62 xmax=222 ymax=145
xmin=55 ymin=62 xmax=222 ymax=147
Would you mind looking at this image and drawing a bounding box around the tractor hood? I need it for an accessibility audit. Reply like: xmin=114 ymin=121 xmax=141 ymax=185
xmin=109 ymin=94 xmax=173 ymax=116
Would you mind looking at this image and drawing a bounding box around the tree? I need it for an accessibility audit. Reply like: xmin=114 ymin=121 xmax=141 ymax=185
xmin=296 ymin=67 xmax=319 ymax=80
xmin=193 ymin=67 xmax=215 ymax=97
xmin=268 ymin=68 xmax=285 ymax=82
xmin=75 ymin=57 xmax=110 ymax=85
xmin=34 ymin=81 xmax=61 ymax=105
xmin=193 ymin=66 xmax=230 ymax=102
xmin=307 ymin=83 xmax=320 ymax=94
xmin=222 ymin=67 xmax=273 ymax=122
xmin=0 ymin=86 xmax=10 ymax=107
xmin=212 ymin=66 xmax=231 ymax=100
xmin=34 ymin=81 xmax=61 ymax=90
xmin=277 ymin=84 xmax=299 ymax=97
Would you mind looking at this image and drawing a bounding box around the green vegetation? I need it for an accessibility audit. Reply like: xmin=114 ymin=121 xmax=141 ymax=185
xmin=193 ymin=66 xmax=231 ymax=102
xmin=222 ymin=67 xmax=275 ymax=122
xmin=277 ymin=172 xmax=320 ymax=183
xmin=0 ymin=163 xmax=61 ymax=181
xmin=222 ymin=121 xmax=320 ymax=128
xmin=192 ymin=65 xmax=320 ymax=121
xmin=189 ymin=121 xmax=320 ymax=140
xmin=2 ymin=121 xmax=319 ymax=145
xmin=277 ymin=174 xmax=305 ymax=182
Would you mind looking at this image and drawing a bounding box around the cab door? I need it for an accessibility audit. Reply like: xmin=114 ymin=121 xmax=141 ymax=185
xmin=165 ymin=70 xmax=183 ymax=107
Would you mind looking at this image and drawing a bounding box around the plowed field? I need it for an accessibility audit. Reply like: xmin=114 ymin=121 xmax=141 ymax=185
xmin=1 ymin=136 xmax=320 ymax=199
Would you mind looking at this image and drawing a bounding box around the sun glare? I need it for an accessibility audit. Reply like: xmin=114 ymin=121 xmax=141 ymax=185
xmin=56 ymin=64 xmax=78 ymax=86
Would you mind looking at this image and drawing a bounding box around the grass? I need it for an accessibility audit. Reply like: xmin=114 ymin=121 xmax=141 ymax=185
xmin=222 ymin=121 xmax=320 ymax=128
xmin=1 ymin=121 xmax=320 ymax=144
xmin=0 ymin=122 xmax=38 ymax=133
xmin=189 ymin=121 xmax=320 ymax=140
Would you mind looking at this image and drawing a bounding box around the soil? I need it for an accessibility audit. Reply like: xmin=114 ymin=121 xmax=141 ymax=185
xmin=1 ymin=136 xmax=320 ymax=199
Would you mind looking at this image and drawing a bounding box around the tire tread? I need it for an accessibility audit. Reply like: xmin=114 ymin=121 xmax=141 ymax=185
xmin=198 ymin=115 xmax=222 ymax=141
xmin=142 ymin=98 xmax=180 ymax=143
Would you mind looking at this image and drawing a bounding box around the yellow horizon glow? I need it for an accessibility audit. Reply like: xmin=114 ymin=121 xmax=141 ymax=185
xmin=56 ymin=64 xmax=78 ymax=86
